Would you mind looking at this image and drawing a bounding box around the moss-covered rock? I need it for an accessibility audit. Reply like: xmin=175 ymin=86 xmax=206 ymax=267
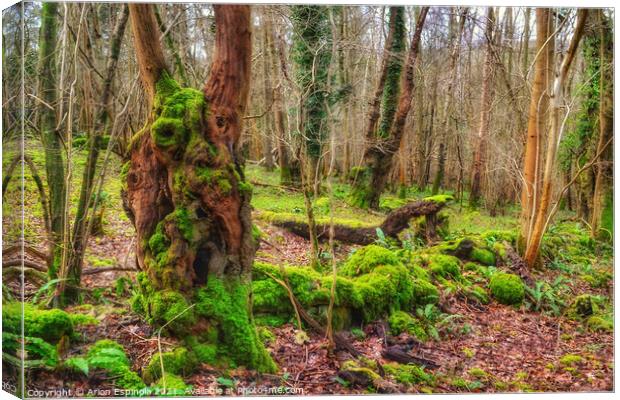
xmin=388 ymin=311 xmax=428 ymax=341
xmin=470 ymin=248 xmax=496 ymax=266
xmin=428 ymin=254 xmax=461 ymax=279
xmin=143 ymin=347 xmax=198 ymax=384
xmin=567 ymin=294 xmax=598 ymax=319
xmin=489 ymin=273 xmax=524 ymax=305
xmin=340 ymin=245 xmax=401 ymax=277
xmin=411 ymin=279 xmax=439 ymax=305
xmin=2 ymin=302 xmax=73 ymax=343
xmin=339 ymin=359 xmax=381 ymax=387
xmin=152 ymin=373 xmax=191 ymax=396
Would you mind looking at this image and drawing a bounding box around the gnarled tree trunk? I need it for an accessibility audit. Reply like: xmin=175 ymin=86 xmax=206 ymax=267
xmin=124 ymin=4 xmax=274 ymax=372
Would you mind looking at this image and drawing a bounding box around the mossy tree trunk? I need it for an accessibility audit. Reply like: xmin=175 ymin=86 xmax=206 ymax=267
xmin=58 ymin=4 xmax=130 ymax=305
xmin=290 ymin=5 xmax=332 ymax=189
xmin=350 ymin=6 xmax=405 ymax=209
xmin=37 ymin=2 xmax=66 ymax=279
xmin=124 ymin=4 xmax=274 ymax=372
xmin=352 ymin=7 xmax=428 ymax=210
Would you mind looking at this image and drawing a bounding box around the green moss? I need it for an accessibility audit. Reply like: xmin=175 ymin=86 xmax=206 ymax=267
xmin=2 ymin=302 xmax=73 ymax=343
xmin=468 ymin=367 xmax=489 ymax=379
xmin=254 ymin=314 xmax=290 ymax=327
xmin=470 ymin=248 xmax=496 ymax=266
xmin=412 ymin=279 xmax=439 ymax=305
xmin=567 ymin=294 xmax=598 ymax=319
xmin=148 ymin=222 xmax=169 ymax=257
xmin=151 ymin=117 xmax=187 ymax=148
xmin=423 ymin=194 xmax=454 ymax=205
xmin=340 ymin=359 xmax=381 ymax=387
xmin=383 ymin=362 xmax=434 ymax=386
xmin=149 ymin=290 xmax=196 ymax=332
xmin=340 ymin=245 xmax=401 ymax=277
xmin=143 ymin=347 xmax=198 ymax=383
xmin=463 ymin=262 xmax=481 ymax=272
xmin=489 ymin=273 xmax=524 ymax=306
xmin=465 ymin=285 xmax=489 ymax=304
xmin=173 ymin=207 xmax=194 ymax=241
xmin=428 ymin=254 xmax=461 ymax=279
xmin=238 ymin=180 xmax=253 ymax=195
xmin=153 ymin=373 xmax=190 ymax=396
xmin=257 ymin=326 xmax=276 ymax=345
xmin=388 ymin=311 xmax=428 ymax=341
xmin=68 ymin=313 xmax=99 ymax=327
xmin=586 ymin=316 xmax=613 ymax=332
xmin=559 ymin=354 xmax=584 ymax=366
xmin=195 ymin=275 xmax=276 ymax=373
xmin=354 ymin=264 xmax=414 ymax=322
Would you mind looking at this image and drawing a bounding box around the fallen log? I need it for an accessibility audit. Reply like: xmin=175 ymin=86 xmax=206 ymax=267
xmin=381 ymin=345 xmax=439 ymax=369
xmin=272 ymin=198 xmax=450 ymax=245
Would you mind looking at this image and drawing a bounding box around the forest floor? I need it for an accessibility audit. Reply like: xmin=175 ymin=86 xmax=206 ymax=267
xmin=2 ymin=146 xmax=614 ymax=395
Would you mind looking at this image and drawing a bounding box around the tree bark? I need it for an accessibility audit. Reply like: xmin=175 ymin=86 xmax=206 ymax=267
xmin=261 ymin=11 xmax=275 ymax=171
xmin=469 ymin=7 xmax=495 ymax=206
xmin=431 ymin=7 xmax=468 ymax=195
xmin=519 ymin=8 xmax=553 ymax=252
xmin=350 ymin=6 xmax=405 ymax=208
xmin=125 ymin=4 xmax=274 ymax=372
xmin=590 ymin=10 xmax=613 ymax=240
xmin=523 ymin=10 xmax=588 ymax=267
xmin=358 ymin=7 xmax=429 ymax=210
xmin=60 ymin=4 xmax=129 ymax=304
xmin=37 ymin=2 xmax=66 ymax=279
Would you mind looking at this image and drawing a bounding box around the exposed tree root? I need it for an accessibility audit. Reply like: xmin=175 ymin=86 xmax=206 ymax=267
xmin=273 ymin=199 xmax=447 ymax=244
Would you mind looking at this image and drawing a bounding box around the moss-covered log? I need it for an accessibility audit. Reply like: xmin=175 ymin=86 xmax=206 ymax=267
xmin=272 ymin=196 xmax=450 ymax=244
xmin=124 ymin=4 xmax=275 ymax=373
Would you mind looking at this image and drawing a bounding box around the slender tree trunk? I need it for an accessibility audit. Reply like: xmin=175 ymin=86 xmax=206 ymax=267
xmin=57 ymin=4 xmax=129 ymax=304
xmin=469 ymin=7 xmax=495 ymax=206
xmin=590 ymin=10 xmax=613 ymax=240
xmin=519 ymin=8 xmax=553 ymax=252
xmin=267 ymin=15 xmax=292 ymax=185
xmin=523 ymin=10 xmax=588 ymax=267
xmin=37 ymin=2 xmax=66 ymax=279
xmin=261 ymin=11 xmax=275 ymax=171
xmin=124 ymin=3 xmax=274 ymax=372
xmin=431 ymin=7 xmax=467 ymax=195
xmin=154 ymin=5 xmax=189 ymax=87
xmin=521 ymin=7 xmax=531 ymax=75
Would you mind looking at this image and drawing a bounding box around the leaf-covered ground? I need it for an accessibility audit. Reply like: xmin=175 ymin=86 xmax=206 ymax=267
xmin=2 ymin=154 xmax=614 ymax=395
